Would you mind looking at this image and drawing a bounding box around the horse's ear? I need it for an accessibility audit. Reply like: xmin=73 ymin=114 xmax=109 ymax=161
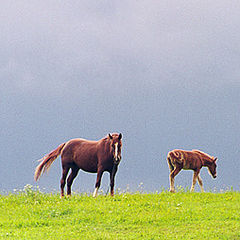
xmin=118 ymin=133 xmax=122 ymax=140
xmin=214 ymin=157 xmax=218 ymax=162
xmin=108 ymin=133 xmax=113 ymax=139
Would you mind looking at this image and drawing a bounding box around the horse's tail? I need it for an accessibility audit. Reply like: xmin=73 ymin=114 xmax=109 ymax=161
xmin=34 ymin=143 xmax=66 ymax=181
xmin=167 ymin=152 xmax=174 ymax=172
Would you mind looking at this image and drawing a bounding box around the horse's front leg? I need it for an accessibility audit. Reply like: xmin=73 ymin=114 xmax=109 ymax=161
xmin=93 ymin=167 xmax=104 ymax=198
xmin=110 ymin=164 xmax=118 ymax=196
xmin=191 ymin=170 xmax=200 ymax=192
xmin=197 ymin=174 xmax=204 ymax=192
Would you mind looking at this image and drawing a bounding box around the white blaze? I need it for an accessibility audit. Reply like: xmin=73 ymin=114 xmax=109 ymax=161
xmin=114 ymin=143 xmax=118 ymax=159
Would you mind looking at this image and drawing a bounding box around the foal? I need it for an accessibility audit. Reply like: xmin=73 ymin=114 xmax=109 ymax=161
xmin=167 ymin=149 xmax=217 ymax=192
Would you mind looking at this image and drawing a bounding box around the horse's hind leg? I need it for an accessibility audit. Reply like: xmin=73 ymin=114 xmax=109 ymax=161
xmin=169 ymin=167 xmax=181 ymax=193
xmin=60 ymin=165 xmax=70 ymax=197
xmin=67 ymin=165 xmax=80 ymax=196
xmin=167 ymin=157 xmax=174 ymax=172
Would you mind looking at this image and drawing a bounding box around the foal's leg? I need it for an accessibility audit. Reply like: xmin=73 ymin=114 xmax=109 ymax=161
xmin=93 ymin=168 xmax=104 ymax=197
xmin=197 ymin=175 xmax=204 ymax=192
xmin=191 ymin=170 xmax=200 ymax=192
xmin=169 ymin=167 xmax=182 ymax=193
xmin=67 ymin=166 xmax=80 ymax=196
xmin=60 ymin=166 xmax=70 ymax=197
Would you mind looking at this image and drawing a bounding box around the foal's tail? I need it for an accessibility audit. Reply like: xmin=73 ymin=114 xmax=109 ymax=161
xmin=34 ymin=143 xmax=66 ymax=181
xmin=167 ymin=153 xmax=174 ymax=172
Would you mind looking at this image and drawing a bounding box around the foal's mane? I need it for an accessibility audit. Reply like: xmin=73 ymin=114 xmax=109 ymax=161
xmin=192 ymin=150 xmax=214 ymax=161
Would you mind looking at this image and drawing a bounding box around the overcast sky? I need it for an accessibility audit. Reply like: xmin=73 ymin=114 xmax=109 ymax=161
xmin=0 ymin=1 xmax=239 ymax=193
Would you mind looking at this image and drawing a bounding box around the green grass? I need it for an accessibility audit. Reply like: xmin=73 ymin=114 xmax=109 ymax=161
xmin=0 ymin=186 xmax=239 ymax=239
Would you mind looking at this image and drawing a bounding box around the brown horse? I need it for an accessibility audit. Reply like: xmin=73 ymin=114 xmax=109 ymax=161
xmin=35 ymin=133 xmax=122 ymax=197
xmin=167 ymin=149 xmax=217 ymax=192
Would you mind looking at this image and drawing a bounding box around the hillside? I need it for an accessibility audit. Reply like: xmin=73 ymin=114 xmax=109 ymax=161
xmin=0 ymin=187 xmax=239 ymax=239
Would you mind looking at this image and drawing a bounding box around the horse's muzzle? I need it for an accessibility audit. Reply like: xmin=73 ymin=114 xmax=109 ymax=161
xmin=114 ymin=157 xmax=121 ymax=164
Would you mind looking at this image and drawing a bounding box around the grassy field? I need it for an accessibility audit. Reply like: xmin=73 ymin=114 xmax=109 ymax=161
xmin=0 ymin=186 xmax=239 ymax=240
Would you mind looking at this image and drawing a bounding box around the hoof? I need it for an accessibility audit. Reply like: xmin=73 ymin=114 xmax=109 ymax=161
xmin=93 ymin=187 xmax=98 ymax=198
xmin=169 ymin=189 xmax=176 ymax=193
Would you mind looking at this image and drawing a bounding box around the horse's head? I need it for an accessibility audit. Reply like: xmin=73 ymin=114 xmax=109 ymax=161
xmin=207 ymin=157 xmax=217 ymax=178
xmin=108 ymin=133 xmax=122 ymax=164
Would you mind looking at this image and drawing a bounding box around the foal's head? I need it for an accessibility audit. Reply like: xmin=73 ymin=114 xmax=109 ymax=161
xmin=108 ymin=133 xmax=122 ymax=164
xmin=207 ymin=157 xmax=217 ymax=178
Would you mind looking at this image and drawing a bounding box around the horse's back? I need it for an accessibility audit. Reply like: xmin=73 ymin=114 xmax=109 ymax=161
xmin=168 ymin=149 xmax=202 ymax=170
xmin=61 ymin=138 xmax=99 ymax=172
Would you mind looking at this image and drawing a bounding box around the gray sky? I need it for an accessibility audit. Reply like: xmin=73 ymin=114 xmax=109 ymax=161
xmin=1 ymin=1 xmax=239 ymax=193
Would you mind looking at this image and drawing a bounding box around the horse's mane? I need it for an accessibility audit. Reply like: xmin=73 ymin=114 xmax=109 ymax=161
xmin=102 ymin=137 xmax=109 ymax=142
xmin=102 ymin=133 xmax=119 ymax=141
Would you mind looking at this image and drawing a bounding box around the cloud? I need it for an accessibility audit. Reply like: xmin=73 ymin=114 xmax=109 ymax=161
xmin=1 ymin=1 xmax=240 ymax=191
xmin=0 ymin=0 xmax=240 ymax=97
